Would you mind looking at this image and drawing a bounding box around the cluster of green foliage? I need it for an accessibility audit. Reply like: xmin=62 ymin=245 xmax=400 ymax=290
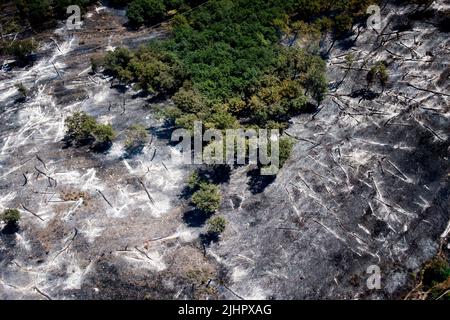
xmin=1 ymin=208 xmax=21 ymax=226
xmin=367 ymin=61 xmax=389 ymax=88
xmin=206 ymin=215 xmax=227 ymax=234
xmin=0 ymin=38 xmax=37 ymax=64
xmin=65 ymin=111 xmax=116 ymax=148
xmin=103 ymin=46 xmax=185 ymax=94
xmin=124 ymin=124 xmax=148 ymax=153
xmin=125 ymin=0 xmax=187 ymax=28
xmin=191 ymin=182 xmax=221 ymax=214
xmin=187 ymin=170 xmax=227 ymax=235
xmin=279 ymin=137 xmax=294 ymax=168
xmin=104 ymin=0 xmax=332 ymax=132
xmin=13 ymin=0 xmax=96 ymax=29
xmin=422 ymin=257 xmax=450 ymax=289
xmin=15 ymin=82 xmax=28 ymax=99
xmin=410 ymin=255 xmax=450 ymax=300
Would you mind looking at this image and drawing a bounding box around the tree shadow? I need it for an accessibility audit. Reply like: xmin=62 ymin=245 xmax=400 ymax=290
xmin=1 ymin=223 xmax=19 ymax=235
xmin=247 ymin=168 xmax=276 ymax=194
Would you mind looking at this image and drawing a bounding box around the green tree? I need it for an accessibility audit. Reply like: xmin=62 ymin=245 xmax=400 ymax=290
xmin=207 ymin=215 xmax=227 ymax=234
xmin=423 ymin=257 xmax=450 ymax=289
xmin=127 ymin=0 xmax=166 ymax=28
xmin=14 ymin=0 xmax=53 ymax=28
xmin=90 ymin=56 xmax=104 ymax=73
xmin=127 ymin=0 xmax=146 ymax=26
xmin=279 ymin=137 xmax=294 ymax=167
xmin=192 ymin=182 xmax=221 ymax=213
xmin=65 ymin=111 xmax=97 ymax=144
xmin=172 ymin=88 xmax=207 ymax=114
xmin=0 ymin=39 xmax=38 ymax=64
xmin=304 ymin=65 xmax=328 ymax=106
xmin=1 ymin=208 xmax=21 ymax=226
xmin=103 ymin=48 xmax=134 ymax=83
xmin=334 ymin=13 xmax=353 ymax=36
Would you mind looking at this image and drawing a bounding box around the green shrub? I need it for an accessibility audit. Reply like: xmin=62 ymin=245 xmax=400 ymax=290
xmin=65 ymin=111 xmax=97 ymax=143
xmin=207 ymin=216 xmax=227 ymax=234
xmin=90 ymin=56 xmax=104 ymax=73
xmin=1 ymin=208 xmax=21 ymax=225
xmin=345 ymin=53 xmax=355 ymax=69
xmin=103 ymin=46 xmax=184 ymax=94
xmin=423 ymin=257 xmax=450 ymax=289
xmin=92 ymin=124 xmax=116 ymax=144
xmin=15 ymin=82 xmax=28 ymax=98
xmin=279 ymin=137 xmax=294 ymax=168
xmin=103 ymin=47 xmax=134 ymax=83
xmin=192 ymin=182 xmax=221 ymax=213
xmin=14 ymin=0 xmax=96 ymax=29
xmin=303 ymin=64 xmax=328 ymax=106
xmin=334 ymin=13 xmax=353 ymax=36
xmin=2 ymin=19 xmax=22 ymax=34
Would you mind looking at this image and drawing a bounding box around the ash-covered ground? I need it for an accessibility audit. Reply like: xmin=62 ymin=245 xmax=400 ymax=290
xmin=0 ymin=1 xmax=449 ymax=299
